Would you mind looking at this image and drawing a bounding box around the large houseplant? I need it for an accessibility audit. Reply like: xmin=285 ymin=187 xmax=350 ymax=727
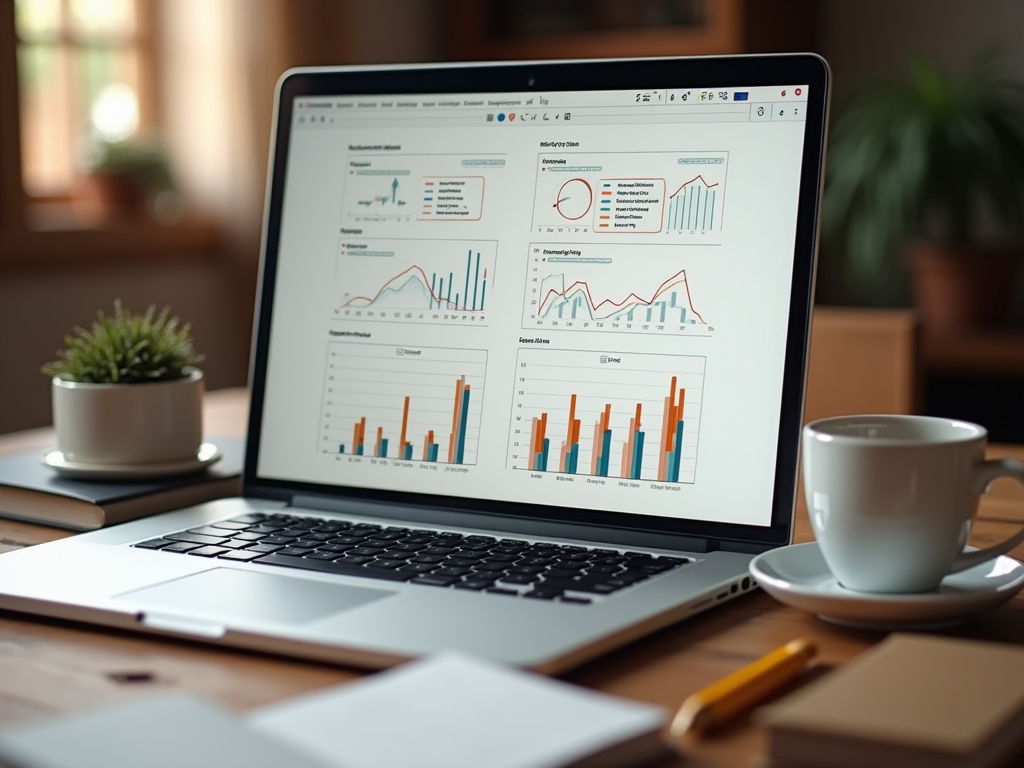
xmin=822 ymin=52 xmax=1024 ymax=329
xmin=42 ymin=301 xmax=205 ymax=466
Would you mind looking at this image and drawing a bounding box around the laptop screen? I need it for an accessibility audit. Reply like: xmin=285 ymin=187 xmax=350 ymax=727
xmin=251 ymin=58 xmax=826 ymax=543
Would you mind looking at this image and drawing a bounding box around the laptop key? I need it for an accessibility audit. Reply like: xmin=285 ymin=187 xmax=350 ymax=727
xmin=188 ymin=546 xmax=229 ymax=558
xmin=165 ymin=532 xmax=228 ymax=546
xmin=247 ymin=543 xmax=285 ymax=554
xmin=210 ymin=521 xmax=251 ymax=531
xmin=410 ymin=574 xmax=460 ymax=587
xmin=134 ymin=538 xmax=172 ymax=549
xmin=255 ymin=554 xmax=413 ymax=582
xmin=399 ymin=563 xmax=438 ymax=573
xmin=217 ymin=550 xmax=263 ymax=562
xmin=454 ymin=579 xmax=493 ymax=591
xmin=232 ymin=532 xmax=266 ymax=542
xmin=161 ymin=541 xmax=203 ymax=553
xmin=277 ymin=547 xmax=314 ymax=557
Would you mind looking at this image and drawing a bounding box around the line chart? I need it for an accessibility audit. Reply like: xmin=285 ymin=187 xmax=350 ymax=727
xmin=334 ymin=238 xmax=497 ymax=326
xmin=522 ymin=242 xmax=714 ymax=336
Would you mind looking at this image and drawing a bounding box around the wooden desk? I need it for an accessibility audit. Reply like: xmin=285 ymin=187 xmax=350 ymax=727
xmin=1 ymin=388 xmax=1022 ymax=767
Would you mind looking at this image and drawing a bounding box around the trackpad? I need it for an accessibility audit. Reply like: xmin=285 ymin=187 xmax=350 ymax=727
xmin=118 ymin=568 xmax=394 ymax=625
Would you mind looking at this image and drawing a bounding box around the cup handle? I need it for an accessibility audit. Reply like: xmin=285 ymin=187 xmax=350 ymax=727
xmin=950 ymin=458 xmax=1024 ymax=573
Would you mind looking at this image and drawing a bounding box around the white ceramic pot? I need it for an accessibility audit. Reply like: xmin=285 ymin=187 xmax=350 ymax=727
xmin=52 ymin=367 xmax=204 ymax=465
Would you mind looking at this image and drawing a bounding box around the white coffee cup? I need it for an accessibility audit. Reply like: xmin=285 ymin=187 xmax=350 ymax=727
xmin=802 ymin=414 xmax=1024 ymax=593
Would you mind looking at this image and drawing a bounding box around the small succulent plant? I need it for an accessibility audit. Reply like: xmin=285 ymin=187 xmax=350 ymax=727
xmin=42 ymin=300 xmax=203 ymax=384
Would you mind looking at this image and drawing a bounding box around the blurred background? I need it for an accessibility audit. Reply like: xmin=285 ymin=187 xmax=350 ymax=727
xmin=2 ymin=0 xmax=1023 ymax=439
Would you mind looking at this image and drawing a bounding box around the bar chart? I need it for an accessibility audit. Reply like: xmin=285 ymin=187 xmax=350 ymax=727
xmin=319 ymin=343 xmax=486 ymax=465
xmin=334 ymin=238 xmax=497 ymax=326
xmin=522 ymin=242 xmax=713 ymax=336
xmin=507 ymin=348 xmax=704 ymax=483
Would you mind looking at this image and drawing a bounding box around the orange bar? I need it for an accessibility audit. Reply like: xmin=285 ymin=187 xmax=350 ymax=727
xmin=422 ymin=433 xmax=431 ymax=461
xmin=375 ymin=426 xmax=383 ymax=457
xmin=572 ymin=418 xmax=581 ymax=445
xmin=538 ymin=411 xmax=548 ymax=454
xmin=353 ymin=421 xmax=361 ymax=452
xmin=448 ymin=377 xmax=464 ymax=463
xmin=559 ymin=440 xmax=567 ymax=473
xmin=658 ymin=395 xmax=671 ymax=481
xmin=529 ymin=417 xmax=539 ymax=470
xmin=664 ymin=377 xmax=679 ymax=453
xmin=623 ymin=417 xmax=636 ymax=478
xmin=591 ymin=420 xmax=603 ymax=475
xmin=601 ymin=403 xmax=612 ymax=435
xmin=399 ymin=396 xmax=411 ymax=454
xmin=635 ymin=403 xmax=643 ymax=430
xmin=357 ymin=417 xmax=367 ymax=451
xmin=564 ymin=393 xmax=578 ymax=465
xmin=678 ymin=388 xmax=686 ymax=419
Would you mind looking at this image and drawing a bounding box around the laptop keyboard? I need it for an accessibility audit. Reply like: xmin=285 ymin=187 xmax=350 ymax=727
xmin=133 ymin=512 xmax=690 ymax=604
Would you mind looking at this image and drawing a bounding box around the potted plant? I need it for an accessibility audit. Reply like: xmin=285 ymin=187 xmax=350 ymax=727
xmin=81 ymin=137 xmax=181 ymax=221
xmin=821 ymin=51 xmax=1024 ymax=330
xmin=41 ymin=301 xmax=205 ymax=467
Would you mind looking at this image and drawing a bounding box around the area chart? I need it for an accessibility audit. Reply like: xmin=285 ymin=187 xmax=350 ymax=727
xmin=507 ymin=348 xmax=704 ymax=483
xmin=523 ymin=242 xmax=713 ymax=336
xmin=319 ymin=343 xmax=486 ymax=465
xmin=334 ymin=238 xmax=497 ymax=325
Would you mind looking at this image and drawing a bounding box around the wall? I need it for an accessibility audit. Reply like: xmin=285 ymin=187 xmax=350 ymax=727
xmin=0 ymin=259 xmax=246 ymax=434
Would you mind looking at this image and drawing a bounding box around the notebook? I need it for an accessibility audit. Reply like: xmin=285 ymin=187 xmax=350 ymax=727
xmin=759 ymin=634 xmax=1024 ymax=768
xmin=0 ymin=54 xmax=830 ymax=672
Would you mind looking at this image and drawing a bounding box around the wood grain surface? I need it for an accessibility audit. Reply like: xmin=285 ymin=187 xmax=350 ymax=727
xmin=1 ymin=388 xmax=1022 ymax=767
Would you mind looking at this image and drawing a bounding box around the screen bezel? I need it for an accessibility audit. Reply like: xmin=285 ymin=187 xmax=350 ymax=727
xmin=244 ymin=54 xmax=829 ymax=550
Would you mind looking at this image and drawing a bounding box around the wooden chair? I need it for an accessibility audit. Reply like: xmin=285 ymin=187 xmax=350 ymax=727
xmin=803 ymin=307 xmax=921 ymax=424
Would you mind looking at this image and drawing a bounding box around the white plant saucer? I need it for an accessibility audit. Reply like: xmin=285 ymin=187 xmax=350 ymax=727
xmin=41 ymin=442 xmax=222 ymax=481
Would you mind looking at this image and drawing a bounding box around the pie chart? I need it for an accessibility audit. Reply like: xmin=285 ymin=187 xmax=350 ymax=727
xmin=553 ymin=178 xmax=593 ymax=221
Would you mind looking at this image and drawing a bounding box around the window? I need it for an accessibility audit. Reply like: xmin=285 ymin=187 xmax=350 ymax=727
xmin=14 ymin=0 xmax=153 ymax=198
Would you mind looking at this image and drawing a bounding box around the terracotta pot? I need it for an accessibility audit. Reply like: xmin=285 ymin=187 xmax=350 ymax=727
xmin=908 ymin=243 xmax=1019 ymax=331
xmin=52 ymin=368 xmax=204 ymax=465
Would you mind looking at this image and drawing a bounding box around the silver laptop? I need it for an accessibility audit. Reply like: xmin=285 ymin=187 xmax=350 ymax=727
xmin=0 ymin=54 xmax=829 ymax=673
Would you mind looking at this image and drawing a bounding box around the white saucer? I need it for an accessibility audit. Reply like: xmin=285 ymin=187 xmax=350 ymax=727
xmin=749 ymin=542 xmax=1024 ymax=630
xmin=41 ymin=443 xmax=223 ymax=481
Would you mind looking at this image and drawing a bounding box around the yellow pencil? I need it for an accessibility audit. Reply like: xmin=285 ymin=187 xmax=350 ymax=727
xmin=670 ymin=638 xmax=818 ymax=736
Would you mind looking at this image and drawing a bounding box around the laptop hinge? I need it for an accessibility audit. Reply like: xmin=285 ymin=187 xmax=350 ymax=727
xmin=287 ymin=494 xmax=711 ymax=553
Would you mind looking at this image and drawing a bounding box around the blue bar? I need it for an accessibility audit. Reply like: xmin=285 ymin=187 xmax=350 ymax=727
xmin=431 ymin=273 xmax=437 ymax=310
xmin=628 ymin=307 xmax=634 ymax=321
xmin=472 ymin=252 xmax=480 ymax=311
xmin=339 ymin=445 xmax=345 ymax=454
xmin=660 ymin=302 xmax=666 ymax=323
xmin=480 ymin=279 xmax=486 ymax=311
xmin=541 ymin=437 xmax=550 ymax=472
xmin=599 ymin=429 xmax=612 ymax=477
xmin=447 ymin=272 xmax=453 ymax=306
xmin=534 ymin=452 xmax=544 ymax=470
xmin=356 ymin=445 xmax=364 ymax=456
xmin=646 ymin=307 xmax=652 ymax=322
xmin=456 ymin=387 xmax=470 ymax=464
xmin=632 ymin=432 xmax=645 ymax=479
xmin=465 ymin=251 xmax=471 ymax=312
xmin=438 ymin=277 xmax=444 ymax=309
xmin=670 ymin=421 xmax=684 ymax=483
xmin=568 ymin=443 xmax=579 ymax=474
xmin=571 ymin=297 xmax=577 ymax=320
xmin=702 ymin=188 xmax=708 ymax=230
xmin=380 ymin=438 xmax=389 ymax=458
xmin=404 ymin=444 xmax=413 ymax=460
xmin=429 ymin=444 xmax=439 ymax=462
xmin=710 ymin=189 xmax=715 ymax=229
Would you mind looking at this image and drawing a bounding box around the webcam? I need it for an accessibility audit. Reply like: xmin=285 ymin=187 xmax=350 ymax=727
xmin=527 ymin=76 xmax=536 ymax=87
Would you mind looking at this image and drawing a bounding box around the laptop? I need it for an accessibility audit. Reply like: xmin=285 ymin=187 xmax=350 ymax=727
xmin=0 ymin=54 xmax=829 ymax=673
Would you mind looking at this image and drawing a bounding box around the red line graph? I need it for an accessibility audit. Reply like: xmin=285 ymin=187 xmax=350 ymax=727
xmin=669 ymin=174 xmax=719 ymax=199
xmin=537 ymin=268 xmax=706 ymax=324
xmin=341 ymin=264 xmax=487 ymax=312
